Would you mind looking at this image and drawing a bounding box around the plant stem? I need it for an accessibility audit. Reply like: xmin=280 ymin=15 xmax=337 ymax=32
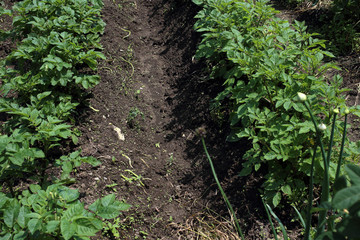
xmin=201 ymin=137 xmax=244 ymax=239
xmin=303 ymin=101 xmax=329 ymax=235
xmin=335 ymin=113 xmax=348 ymax=180
xmin=305 ymin=141 xmax=318 ymax=240
xmin=326 ymin=112 xmax=337 ymax=169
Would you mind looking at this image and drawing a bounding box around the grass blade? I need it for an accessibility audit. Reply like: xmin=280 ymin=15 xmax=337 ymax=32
xmin=266 ymin=203 xmax=289 ymax=240
xmin=262 ymin=199 xmax=278 ymax=240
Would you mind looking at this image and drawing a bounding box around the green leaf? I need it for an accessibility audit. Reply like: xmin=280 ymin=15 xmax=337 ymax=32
xmin=82 ymin=156 xmax=101 ymax=167
xmin=101 ymin=194 xmax=115 ymax=207
xmin=61 ymin=219 xmax=76 ymax=240
xmin=0 ymin=193 xmax=8 ymax=208
xmin=72 ymin=134 xmax=79 ymax=145
xmin=93 ymin=205 xmax=123 ymax=219
xmin=0 ymin=233 xmax=11 ymax=240
xmin=333 ymin=175 xmax=348 ymax=194
xmin=4 ymin=200 xmax=20 ymax=228
xmin=74 ymin=217 xmax=103 ymax=237
xmin=17 ymin=206 xmax=27 ymax=228
xmin=58 ymin=187 xmax=80 ymax=202
xmin=9 ymin=155 xmax=24 ymax=166
xmin=13 ymin=231 xmax=27 ymax=240
xmin=62 ymin=161 xmax=73 ymax=174
xmin=192 ymin=0 xmax=203 ymax=5
xmin=264 ymin=151 xmax=277 ymax=160
xmin=28 ymin=218 xmax=42 ymax=234
xmin=333 ymin=186 xmax=360 ymax=209
xmin=345 ymin=164 xmax=360 ymax=186
xmin=29 ymin=184 xmax=41 ymax=193
xmin=281 ymin=185 xmax=292 ymax=195
xmin=238 ymin=167 xmax=252 ymax=177
xmin=62 ymin=203 xmax=86 ymax=220
xmin=46 ymin=220 xmax=60 ymax=234
xmin=283 ymin=100 xmax=292 ymax=111
xmin=89 ymin=195 xmax=131 ymax=219
xmin=266 ymin=203 xmax=288 ymax=239
xmin=273 ymin=191 xmax=281 ymax=207
xmin=26 ymin=213 xmax=41 ymax=219
xmin=88 ymin=199 xmax=100 ymax=213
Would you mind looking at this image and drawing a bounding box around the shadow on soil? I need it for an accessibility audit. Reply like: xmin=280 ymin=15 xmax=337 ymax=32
xmin=153 ymin=0 xmax=279 ymax=237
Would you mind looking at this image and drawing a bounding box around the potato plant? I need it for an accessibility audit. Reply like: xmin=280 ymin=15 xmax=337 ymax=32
xmin=0 ymin=0 xmax=131 ymax=239
xmin=192 ymin=0 xmax=359 ymax=207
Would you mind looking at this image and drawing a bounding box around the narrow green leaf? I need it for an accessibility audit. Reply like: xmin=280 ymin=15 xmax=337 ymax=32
xmin=266 ymin=204 xmax=288 ymax=240
xmin=292 ymin=206 xmax=306 ymax=229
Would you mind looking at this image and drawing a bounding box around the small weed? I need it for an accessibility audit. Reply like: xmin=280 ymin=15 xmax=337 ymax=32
xmin=103 ymin=217 xmax=123 ymax=239
xmin=127 ymin=107 xmax=144 ymax=129
xmin=121 ymin=169 xmax=144 ymax=187
xmin=167 ymin=153 xmax=174 ymax=167
xmin=106 ymin=183 xmax=118 ymax=192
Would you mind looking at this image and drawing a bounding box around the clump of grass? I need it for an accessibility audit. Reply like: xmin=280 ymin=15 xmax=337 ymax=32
xmin=170 ymin=207 xmax=242 ymax=240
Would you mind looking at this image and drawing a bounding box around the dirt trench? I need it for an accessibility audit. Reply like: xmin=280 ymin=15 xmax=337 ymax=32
xmin=77 ymin=0 xmax=275 ymax=239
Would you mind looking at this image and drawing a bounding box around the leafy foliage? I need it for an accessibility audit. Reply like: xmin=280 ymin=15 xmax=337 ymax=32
xmin=316 ymin=164 xmax=360 ymax=239
xmin=0 ymin=185 xmax=130 ymax=240
xmin=0 ymin=0 xmax=131 ymax=239
xmin=193 ymin=0 xmax=358 ymax=207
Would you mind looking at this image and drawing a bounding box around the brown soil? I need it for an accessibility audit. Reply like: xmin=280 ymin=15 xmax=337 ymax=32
xmin=1 ymin=0 xmax=359 ymax=239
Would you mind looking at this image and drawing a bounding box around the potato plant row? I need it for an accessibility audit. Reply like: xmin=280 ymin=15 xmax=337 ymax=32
xmin=192 ymin=0 xmax=360 ymax=207
xmin=0 ymin=0 xmax=130 ymax=239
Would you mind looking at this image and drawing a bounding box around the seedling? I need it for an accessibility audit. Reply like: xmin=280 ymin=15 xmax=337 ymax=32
xmin=127 ymin=107 xmax=144 ymax=129
xmin=121 ymin=169 xmax=144 ymax=187
xmin=106 ymin=183 xmax=119 ymax=192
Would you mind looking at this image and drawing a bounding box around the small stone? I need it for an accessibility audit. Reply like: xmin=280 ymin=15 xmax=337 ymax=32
xmin=109 ymin=123 xmax=125 ymax=141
